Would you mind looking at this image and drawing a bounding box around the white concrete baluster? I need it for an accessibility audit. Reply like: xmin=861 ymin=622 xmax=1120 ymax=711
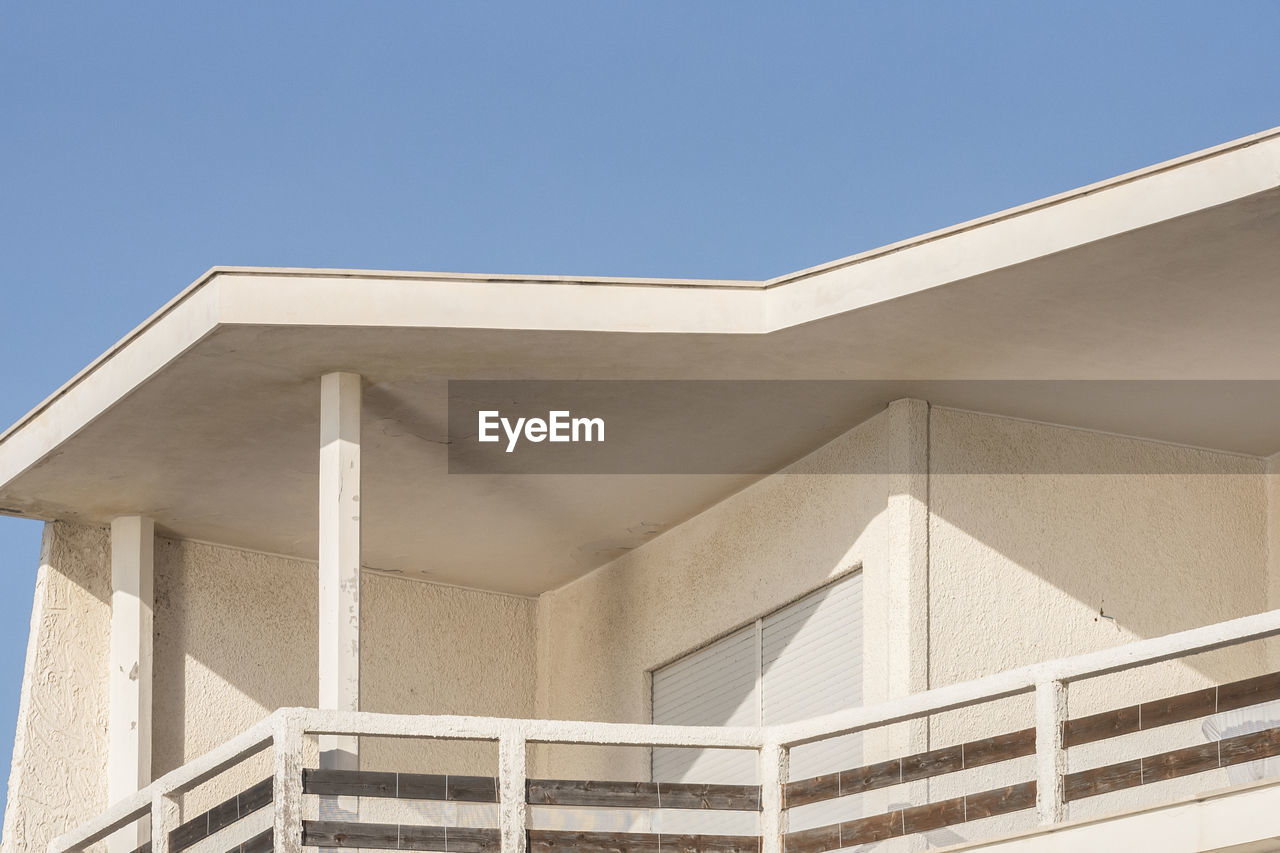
xmin=499 ymin=734 xmax=528 ymax=853
xmin=759 ymin=740 xmax=789 ymax=853
xmin=274 ymin=713 xmax=305 ymax=853
xmin=1035 ymin=678 xmax=1067 ymax=825
xmin=151 ymin=790 xmax=180 ymax=853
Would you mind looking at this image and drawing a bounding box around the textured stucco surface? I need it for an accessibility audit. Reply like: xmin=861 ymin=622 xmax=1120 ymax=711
xmin=361 ymin=571 xmax=536 ymax=775
xmin=928 ymin=408 xmax=1269 ymax=832
xmin=2 ymin=523 xmax=111 ymax=853
xmin=4 ymin=530 xmax=538 ymax=847
xmin=151 ymin=537 xmax=317 ymax=812
xmin=535 ymin=410 xmax=892 ymax=780
xmin=152 ymin=539 xmax=536 ymax=802
xmin=929 ymin=407 xmax=1268 ymax=695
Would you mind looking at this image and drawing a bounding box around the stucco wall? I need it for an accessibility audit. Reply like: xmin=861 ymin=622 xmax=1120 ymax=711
xmin=154 ymin=538 xmax=537 ymax=794
xmin=361 ymin=571 xmax=537 ymax=774
xmin=928 ymin=407 xmax=1269 ymax=829
xmin=929 ymin=407 xmax=1268 ymax=694
xmin=1 ymin=523 xmax=110 ymax=853
xmin=3 ymin=530 xmax=538 ymax=849
xmin=534 ymin=409 xmax=892 ymax=780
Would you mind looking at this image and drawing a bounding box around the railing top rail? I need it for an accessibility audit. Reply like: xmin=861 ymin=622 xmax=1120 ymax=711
xmin=775 ymin=607 xmax=1280 ymax=747
xmin=47 ymin=716 xmax=276 ymax=853
xmin=294 ymin=708 xmax=765 ymax=749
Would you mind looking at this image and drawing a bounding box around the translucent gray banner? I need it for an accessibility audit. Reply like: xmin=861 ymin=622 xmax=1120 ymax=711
xmin=446 ymin=380 xmax=1280 ymax=474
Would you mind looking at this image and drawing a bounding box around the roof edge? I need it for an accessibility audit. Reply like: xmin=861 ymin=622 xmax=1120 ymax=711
xmin=766 ymin=123 xmax=1280 ymax=288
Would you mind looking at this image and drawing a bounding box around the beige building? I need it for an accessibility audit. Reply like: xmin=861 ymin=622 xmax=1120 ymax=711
xmin=4 ymin=126 xmax=1280 ymax=853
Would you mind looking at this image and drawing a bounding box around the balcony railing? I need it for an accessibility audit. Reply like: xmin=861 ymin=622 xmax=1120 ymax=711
xmin=49 ymin=607 xmax=1280 ymax=853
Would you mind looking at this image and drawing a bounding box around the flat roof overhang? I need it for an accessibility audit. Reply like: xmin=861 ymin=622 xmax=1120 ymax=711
xmin=3 ymin=127 xmax=1280 ymax=595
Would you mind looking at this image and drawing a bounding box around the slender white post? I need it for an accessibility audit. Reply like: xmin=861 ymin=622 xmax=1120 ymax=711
xmin=274 ymin=713 xmax=305 ymax=853
xmin=319 ymin=372 xmax=362 ymax=771
xmin=150 ymin=790 xmax=180 ymax=853
xmin=1034 ymin=679 xmax=1067 ymax=825
xmin=109 ymin=516 xmax=154 ymax=853
xmin=499 ymin=735 xmax=528 ymax=853
xmin=759 ymin=741 xmax=788 ymax=853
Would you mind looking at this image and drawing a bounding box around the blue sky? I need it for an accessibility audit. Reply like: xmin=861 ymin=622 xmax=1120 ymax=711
xmin=1 ymin=0 xmax=1279 ymax=827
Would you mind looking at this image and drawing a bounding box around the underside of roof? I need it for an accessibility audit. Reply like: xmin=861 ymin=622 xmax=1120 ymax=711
xmin=3 ymin=126 xmax=1280 ymax=594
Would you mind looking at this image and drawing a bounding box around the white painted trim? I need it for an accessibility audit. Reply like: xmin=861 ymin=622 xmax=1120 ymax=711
xmin=294 ymin=708 xmax=765 ymax=748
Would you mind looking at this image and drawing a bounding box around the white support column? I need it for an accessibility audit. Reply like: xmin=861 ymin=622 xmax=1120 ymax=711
xmin=1035 ymin=678 xmax=1067 ymax=825
xmin=319 ymin=372 xmax=362 ymax=771
xmin=109 ymin=515 xmax=154 ymax=853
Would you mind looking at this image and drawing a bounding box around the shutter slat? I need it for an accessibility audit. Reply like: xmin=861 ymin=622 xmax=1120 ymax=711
xmin=654 ymin=574 xmax=862 ymax=794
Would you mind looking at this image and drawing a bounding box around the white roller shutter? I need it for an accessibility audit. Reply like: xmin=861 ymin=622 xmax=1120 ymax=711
xmin=651 ymin=625 xmax=759 ymax=784
xmin=762 ymin=573 xmax=862 ymax=780
xmin=651 ymin=572 xmax=862 ymax=790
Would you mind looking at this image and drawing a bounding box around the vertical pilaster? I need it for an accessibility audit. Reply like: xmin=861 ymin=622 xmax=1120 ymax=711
xmin=1266 ymin=454 xmax=1280 ymax=671
xmin=884 ymin=398 xmax=930 ymax=702
xmin=883 ymin=399 xmax=930 ymax=839
xmin=319 ymin=372 xmax=362 ymax=771
xmin=109 ymin=515 xmax=154 ymax=853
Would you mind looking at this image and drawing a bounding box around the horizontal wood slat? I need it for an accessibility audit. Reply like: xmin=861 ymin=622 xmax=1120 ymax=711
xmin=782 ymin=782 xmax=1035 ymax=853
xmin=170 ymin=778 xmax=273 ymax=853
xmin=784 ymin=729 xmax=1034 ymax=807
xmin=528 ymin=829 xmax=760 ymax=853
xmin=304 ymin=821 xmax=500 ymax=852
xmin=1064 ymin=671 xmax=1280 ymax=748
xmin=1064 ymin=724 xmax=1280 ymax=801
xmin=303 ymin=769 xmax=759 ymax=810
xmin=527 ymin=780 xmax=761 ymax=811
xmin=303 ymin=769 xmax=498 ymax=802
xmin=304 ymin=823 xmax=759 ymax=853
xmin=784 ymin=669 xmax=1280 ymax=811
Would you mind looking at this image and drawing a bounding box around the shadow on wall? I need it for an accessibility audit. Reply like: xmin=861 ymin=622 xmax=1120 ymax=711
xmin=151 ymin=537 xmax=319 ymax=777
xmin=926 ymin=407 xmax=1269 ymax=693
xmin=44 ymin=404 xmax=1272 ymax=783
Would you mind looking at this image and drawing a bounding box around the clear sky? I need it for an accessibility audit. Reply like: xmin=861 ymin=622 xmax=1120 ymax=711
xmin=1 ymin=0 xmax=1279 ymax=829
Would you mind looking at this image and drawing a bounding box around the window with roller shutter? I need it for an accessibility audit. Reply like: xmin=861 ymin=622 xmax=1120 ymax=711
xmin=651 ymin=571 xmax=863 ymax=795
